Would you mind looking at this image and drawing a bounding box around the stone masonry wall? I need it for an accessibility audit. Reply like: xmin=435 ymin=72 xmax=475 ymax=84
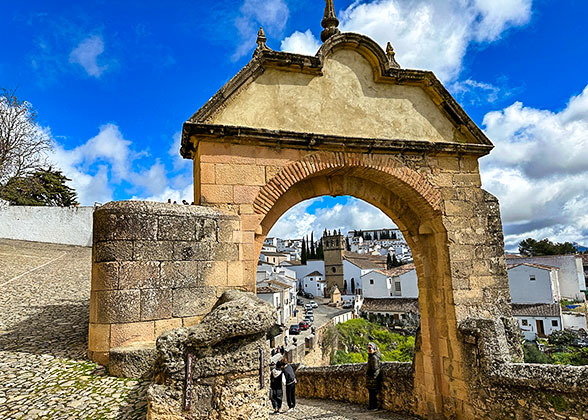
xmin=296 ymin=362 xmax=416 ymax=415
xmin=88 ymin=201 xmax=242 ymax=366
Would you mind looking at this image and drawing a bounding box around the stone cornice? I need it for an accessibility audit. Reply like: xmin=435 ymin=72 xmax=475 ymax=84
xmin=181 ymin=123 xmax=493 ymax=159
xmin=184 ymin=32 xmax=493 ymax=151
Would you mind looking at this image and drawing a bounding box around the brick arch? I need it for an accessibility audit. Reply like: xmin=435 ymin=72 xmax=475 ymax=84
xmin=253 ymin=151 xmax=442 ymax=217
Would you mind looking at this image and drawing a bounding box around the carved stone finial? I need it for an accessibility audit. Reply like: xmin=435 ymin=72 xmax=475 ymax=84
xmin=386 ymin=41 xmax=400 ymax=69
xmin=256 ymin=26 xmax=269 ymax=52
xmin=321 ymin=0 xmax=340 ymax=43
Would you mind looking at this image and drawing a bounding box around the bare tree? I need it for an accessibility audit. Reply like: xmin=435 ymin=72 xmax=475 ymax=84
xmin=0 ymin=89 xmax=52 ymax=193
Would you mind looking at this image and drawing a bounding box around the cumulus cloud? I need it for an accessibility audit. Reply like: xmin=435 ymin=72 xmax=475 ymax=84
xmin=281 ymin=29 xmax=321 ymax=55
xmin=480 ymin=85 xmax=588 ymax=249
xmin=49 ymin=124 xmax=187 ymax=205
xmin=232 ymin=0 xmax=289 ymax=61
xmin=268 ymin=197 xmax=397 ymax=240
xmin=281 ymin=0 xmax=532 ymax=83
xmin=69 ymin=35 xmax=109 ymax=77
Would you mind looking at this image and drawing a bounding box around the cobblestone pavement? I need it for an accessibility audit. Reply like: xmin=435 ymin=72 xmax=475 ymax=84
xmin=0 ymin=239 xmax=149 ymax=420
xmin=0 ymin=239 xmax=415 ymax=420
xmin=274 ymin=398 xmax=417 ymax=419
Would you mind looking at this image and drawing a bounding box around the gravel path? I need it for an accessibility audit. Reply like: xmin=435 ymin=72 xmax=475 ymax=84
xmin=0 ymin=239 xmax=415 ymax=420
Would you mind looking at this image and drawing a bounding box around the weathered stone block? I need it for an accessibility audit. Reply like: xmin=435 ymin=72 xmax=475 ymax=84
xmin=94 ymin=211 xmax=158 ymax=241
xmin=161 ymin=261 xmax=202 ymax=288
xmin=215 ymin=164 xmax=265 ymax=186
xmin=110 ymin=321 xmax=155 ymax=348
xmin=88 ymin=323 xmax=111 ymax=352
xmin=94 ymin=241 xmax=133 ymax=263
xmin=171 ymin=287 xmax=217 ymax=317
xmin=210 ymin=242 xmax=239 ymax=261
xmin=201 ymin=184 xmax=233 ymax=203
xmin=94 ymin=290 xmax=141 ymax=323
xmin=157 ymin=215 xmax=197 ymax=241
xmin=141 ymin=288 xmax=173 ymax=321
xmin=155 ymin=318 xmax=182 ymax=338
xmin=92 ymin=262 xmax=119 ymax=290
xmin=172 ymin=241 xmax=211 ymax=261
xmin=197 ymin=218 xmax=217 ymax=241
xmin=199 ymin=261 xmax=228 ymax=287
xmin=108 ymin=342 xmax=157 ymax=379
xmin=119 ymin=261 xmax=160 ymax=289
xmin=134 ymin=240 xmax=174 ymax=261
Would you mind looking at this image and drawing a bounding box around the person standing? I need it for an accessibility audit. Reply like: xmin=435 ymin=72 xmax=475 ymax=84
xmin=281 ymin=357 xmax=297 ymax=412
xmin=366 ymin=342 xmax=382 ymax=410
xmin=270 ymin=362 xmax=285 ymax=414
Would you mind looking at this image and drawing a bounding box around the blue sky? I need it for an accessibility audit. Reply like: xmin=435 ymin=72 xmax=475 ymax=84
xmin=2 ymin=0 xmax=588 ymax=250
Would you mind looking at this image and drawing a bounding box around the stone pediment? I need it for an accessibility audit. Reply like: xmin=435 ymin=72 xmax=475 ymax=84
xmin=182 ymin=33 xmax=492 ymax=158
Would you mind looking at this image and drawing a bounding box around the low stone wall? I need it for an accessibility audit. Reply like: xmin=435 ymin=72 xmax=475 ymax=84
xmin=88 ymin=201 xmax=243 ymax=366
xmin=476 ymin=363 xmax=588 ymax=419
xmin=296 ymin=362 xmax=415 ymax=415
xmin=0 ymin=205 xmax=93 ymax=246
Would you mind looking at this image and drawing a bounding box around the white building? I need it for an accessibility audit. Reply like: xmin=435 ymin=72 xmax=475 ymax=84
xmin=507 ymin=260 xmax=587 ymax=339
xmin=282 ymin=260 xmax=325 ymax=290
xmin=506 ymin=255 xmax=586 ymax=301
xmin=508 ymin=263 xmax=560 ymax=304
xmin=361 ymin=264 xmax=418 ymax=299
xmin=303 ymin=271 xmax=326 ymax=298
xmin=257 ymin=263 xmax=297 ymax=325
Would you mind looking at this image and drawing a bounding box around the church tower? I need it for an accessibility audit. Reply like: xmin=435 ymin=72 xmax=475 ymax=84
xmin=322 ymin=230 xmax=345 ymax=296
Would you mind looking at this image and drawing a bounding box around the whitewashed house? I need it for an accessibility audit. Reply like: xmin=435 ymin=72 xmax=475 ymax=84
xmin=303 ymin=271 xmax=326 ymax=298
xmin=506 ymin=261 xmax=585 ymax=340
xmin=361 ymin=264 xmax=417 ymax=299
xmin=282 ymin=259 xmax=325 ymax=290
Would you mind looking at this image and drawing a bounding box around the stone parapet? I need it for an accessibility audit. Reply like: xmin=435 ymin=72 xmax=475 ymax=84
xmin=88 ymin=201 xmax=241 ymax=367
xmin=296 ymin=362 xmax=415 ymax=415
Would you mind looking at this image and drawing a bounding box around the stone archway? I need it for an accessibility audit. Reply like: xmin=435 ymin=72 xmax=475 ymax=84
xmin=174 ymin=22 xmax=521 ymax=418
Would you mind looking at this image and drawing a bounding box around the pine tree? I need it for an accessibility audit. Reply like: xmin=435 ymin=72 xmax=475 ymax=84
xmin=310 ymin=232 xmax=316 ymax=259
xmin=301 ymin=237 xmax=307 ymax=264
xmin=392 ymin=254 xmax=402 ymax=267
xmin=345 ymin=237 xmax=351 ymax=251
xmin=387 ymin=253 xmax=393 ymax=270
xmin=317 ymin=238 xmax=324 ymax=260
xmin=1 ymin=167 xmax=78 ymax=206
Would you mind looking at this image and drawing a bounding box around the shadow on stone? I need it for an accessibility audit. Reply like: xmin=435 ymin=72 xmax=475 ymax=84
xmin=0 ymin=300 xmax=89 ymax=360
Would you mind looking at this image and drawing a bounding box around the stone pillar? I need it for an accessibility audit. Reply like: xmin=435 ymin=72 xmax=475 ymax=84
xmin=147 ymin=290 xmax=275 ymax=420
xmin=88 ymin=201 xmax=241 ymax=366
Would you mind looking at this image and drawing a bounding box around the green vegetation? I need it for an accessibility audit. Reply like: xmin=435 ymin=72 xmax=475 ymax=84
xmin=518 ymin=237 xmax=577 ymax=256
xmin=523 ymin=340 xmax=588 ymax=366
xmin=330 ymin=318 xmax=415 ymax=365
xmin=1 ymin=167 xmax=78 ymax=206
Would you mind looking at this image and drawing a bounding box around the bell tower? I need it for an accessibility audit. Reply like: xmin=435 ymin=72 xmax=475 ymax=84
xmin=322 ymin=230 xmax=345 ymax=295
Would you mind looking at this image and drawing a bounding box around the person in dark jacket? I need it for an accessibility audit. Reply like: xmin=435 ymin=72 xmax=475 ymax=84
xmin=270 ymin=362 xmax=285 ymax=414
xmin=366 ymin=342 xmax=382 ymax=410
xmin=281 ymin=357 xmax=297 ymax=412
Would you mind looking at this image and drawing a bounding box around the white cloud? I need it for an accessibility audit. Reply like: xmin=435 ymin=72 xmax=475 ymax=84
xmin=450 ymin=79 xmax=502 ymax=104
xmin=480 ymin=84 xmax=588 ymax=249
xmin=269 ymin=197 xmax=397 ymax=240
xmin=232 ymin=0 xmax=289 ymax=61
xmin=281 ymin=0 xmax=532 ymax=83
xmin=69 ymin=35 xmax=108 ymax=77
xmin=281 ymin=30 xmax=321 ymax=56
xmin=49 ymin=125 xmax=187 ymax=205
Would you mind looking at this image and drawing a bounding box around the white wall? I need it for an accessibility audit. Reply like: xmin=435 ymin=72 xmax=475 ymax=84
xmin=303 ymin=275 xmax=325 ymax=298
xmin=286 ymin=260 xmax=325 ymax=288
xmin=361 ymin=269 xmax=418 ymax=298
xmin=515 ymin=316 xmax=562 ymax=340
xmin=0 ymin=205 xmax=93 ymax=246
xmin=562 ymin=312 xmax=588 ymax=331
xmin=508 ymin=265 xmax=556 ymax=304
xmin=510 ymin=255 xmax=586 ymax=301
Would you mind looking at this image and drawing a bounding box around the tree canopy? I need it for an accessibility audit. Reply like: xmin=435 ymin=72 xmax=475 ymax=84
xmin=0 ymin=167 xmax=78 ymax=206
xmin=0 ymin=89 xmax=52 ymax=194
xmin=518 ymin=238 xmax=577 ymax=256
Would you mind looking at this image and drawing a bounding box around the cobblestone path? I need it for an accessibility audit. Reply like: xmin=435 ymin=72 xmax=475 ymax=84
xmin=275 ymin=398 xmax=416 ymax=419
xmin=0 ymin=239 xmax=415 ymax=420
xmin=0 ymin=240 xmax=148 ymax=420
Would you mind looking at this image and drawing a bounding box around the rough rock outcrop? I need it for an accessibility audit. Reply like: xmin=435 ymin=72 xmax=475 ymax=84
xmin=147 ymin=290 xmax=275 ymax=420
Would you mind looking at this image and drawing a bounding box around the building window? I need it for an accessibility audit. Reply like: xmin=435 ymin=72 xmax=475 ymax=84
xmin=395 ymin=282 xmax=401 ymax=292
xmin=529 ymin=275 xmax=536 ymax=281
xmin=522 ymin=319 xmax=529 ymax=326
xmin=332 ymin=267 xmax=336 ymax=273
xmin=370 ymin=279 xmax=374 ymax=285
xmin=552 ymin=320 xmax=558 ymax=327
